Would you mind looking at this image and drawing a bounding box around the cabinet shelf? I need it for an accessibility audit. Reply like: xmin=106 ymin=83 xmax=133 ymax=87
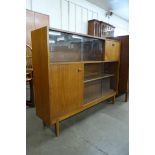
xmin=84 ymin=74 xmax=114 ymax=83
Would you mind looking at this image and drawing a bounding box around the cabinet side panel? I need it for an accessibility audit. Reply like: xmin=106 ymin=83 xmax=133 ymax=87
xmin=31 ymin=27 xmax=51 ymax=125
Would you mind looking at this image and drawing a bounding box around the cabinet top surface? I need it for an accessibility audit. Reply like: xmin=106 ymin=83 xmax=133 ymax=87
xmin=49 ymin=27 xmax=106 ymax=41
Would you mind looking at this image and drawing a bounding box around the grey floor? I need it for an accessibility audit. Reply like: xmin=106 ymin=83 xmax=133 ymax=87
xmin=26 ymin=95 xmax=129 ymax=155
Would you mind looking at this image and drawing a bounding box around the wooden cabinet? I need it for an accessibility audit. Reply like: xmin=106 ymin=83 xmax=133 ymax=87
xmin=31 ymin=26 xmax=120 ymax=136
xmin=88 ymin=19 xmax=115 ymax=38
xmin=100 ymin=21 xmax=115 ymax=38
xmin=88 ymin=19 xmax=100 ymax=37
xmin=26 ymin=9 xmax=49 ymax=47
xmin=105 ymin=39 xmax=120 ymax=61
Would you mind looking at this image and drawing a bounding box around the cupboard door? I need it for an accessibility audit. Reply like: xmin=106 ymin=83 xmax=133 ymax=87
xmin=105 ymin=40 xmax=120 ymax=61
xmin=26 ymin=10 xmax=35 ymax=47
xmin=34 ymin=12 xmax=49 ymax=29
xmin=50 ymin=63 xmax=84 ymax=119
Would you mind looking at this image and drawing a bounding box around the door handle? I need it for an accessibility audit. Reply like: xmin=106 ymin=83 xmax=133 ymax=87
xmin=78 ymin=68 xmax=82 ymax=72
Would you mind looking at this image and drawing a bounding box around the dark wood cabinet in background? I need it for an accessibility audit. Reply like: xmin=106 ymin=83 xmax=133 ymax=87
xmin=26 ymin=9 xmax=49 ymax=47
xmin=88 ymin=19 xmax=100 ymax=37
xmin=88 ymin=19 xmax=115 ymax=38
xmin=117 ymin=35 xmax=129 ymax=101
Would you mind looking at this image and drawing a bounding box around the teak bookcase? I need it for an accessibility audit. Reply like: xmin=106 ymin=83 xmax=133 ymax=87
xmin=31 ymin=26 xmax=120 ymax=136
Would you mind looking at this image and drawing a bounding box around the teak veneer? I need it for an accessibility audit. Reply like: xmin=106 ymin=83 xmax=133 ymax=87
xmin=31 ymin=26 xmax=120 ymax=136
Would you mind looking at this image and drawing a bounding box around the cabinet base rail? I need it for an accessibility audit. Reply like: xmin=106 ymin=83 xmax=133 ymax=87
xmin=42 ymin=94 xmax=116 ymax=137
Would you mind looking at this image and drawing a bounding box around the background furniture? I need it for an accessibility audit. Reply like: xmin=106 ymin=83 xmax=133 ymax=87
xmin=31 ymin=26 xmax=120 ymax=136
xmin=88 ymin=19 xmax=100 ymax=37
xmin=116 ymin=35 xmax=129 ymax=101
xmin=26 ymin=45 xmax=34 ymax=107
xmin=88 ymin=19 xmax=115 ymax=38
xmin=26 ymin=9 xmax=49 ymax=106
xmin=26 ymin=9 xmax=49 ymax=47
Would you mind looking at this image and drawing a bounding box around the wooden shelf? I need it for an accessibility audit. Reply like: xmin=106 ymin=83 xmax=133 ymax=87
xmin=84 ymin=74 xmax=114 ymax=83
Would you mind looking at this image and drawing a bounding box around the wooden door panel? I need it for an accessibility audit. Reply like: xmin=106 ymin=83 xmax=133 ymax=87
xmin=26 ymin=10 xmax=35 ymax=47
xmin=105 ymin=40 xmax=120 ymax=61
xmin=50 ymin=63 xmax=84 ymax=119
xmin=113 ymin=41 xmax=120 ymax=60
xmin=34 ymin=12 xmax=49 ymax=29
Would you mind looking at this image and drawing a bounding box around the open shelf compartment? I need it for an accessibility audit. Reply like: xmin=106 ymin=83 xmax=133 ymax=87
xmin=83 ymin=62 xmax=118 ymax=104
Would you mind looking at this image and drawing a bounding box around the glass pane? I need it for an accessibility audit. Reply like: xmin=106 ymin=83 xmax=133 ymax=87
xmin=49 ymin=31 xmax=81 ymax=62
xmin=84 ymin=80 xmax=102 ymax=104
xmin=49 ymin=30 xmax=104 ymax=62
xmin=101 ymin=78 xmax=112 ymax=94
xmin=82 ymin=37 xmax=103 ymax=61
xmin=84 ymin=63 xmax=104 ymax=80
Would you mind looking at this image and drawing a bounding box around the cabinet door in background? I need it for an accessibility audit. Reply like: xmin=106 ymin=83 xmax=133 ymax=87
xmin=105 ymin=40 xmax=120 ymax=61
xmin=26 ymin=10 xmax=35 ymax=47
xmin=34 ymin=12 xmax=49 ymax=29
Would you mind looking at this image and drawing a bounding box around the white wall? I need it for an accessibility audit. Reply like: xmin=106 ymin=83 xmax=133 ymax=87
xmin=26 ymin=0 xmax=129 ymax=36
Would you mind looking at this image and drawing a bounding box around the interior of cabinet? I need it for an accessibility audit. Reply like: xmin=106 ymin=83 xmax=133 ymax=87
xmin=83 ymin=62 xmax=118 ymax=104
xmin=48 ymin=30 xmax=104 ymax=62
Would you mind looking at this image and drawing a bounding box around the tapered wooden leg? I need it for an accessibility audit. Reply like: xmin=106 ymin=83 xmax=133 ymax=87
xmin=112 ymin=96 xmax=115 ymax=104
xmin=42 ymin=121 xmax=46 ymax=127
xmin=55 ymin=120 xmax=60 ymax=137
xmin=125 ymin=92 xmax=128 ymax=102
